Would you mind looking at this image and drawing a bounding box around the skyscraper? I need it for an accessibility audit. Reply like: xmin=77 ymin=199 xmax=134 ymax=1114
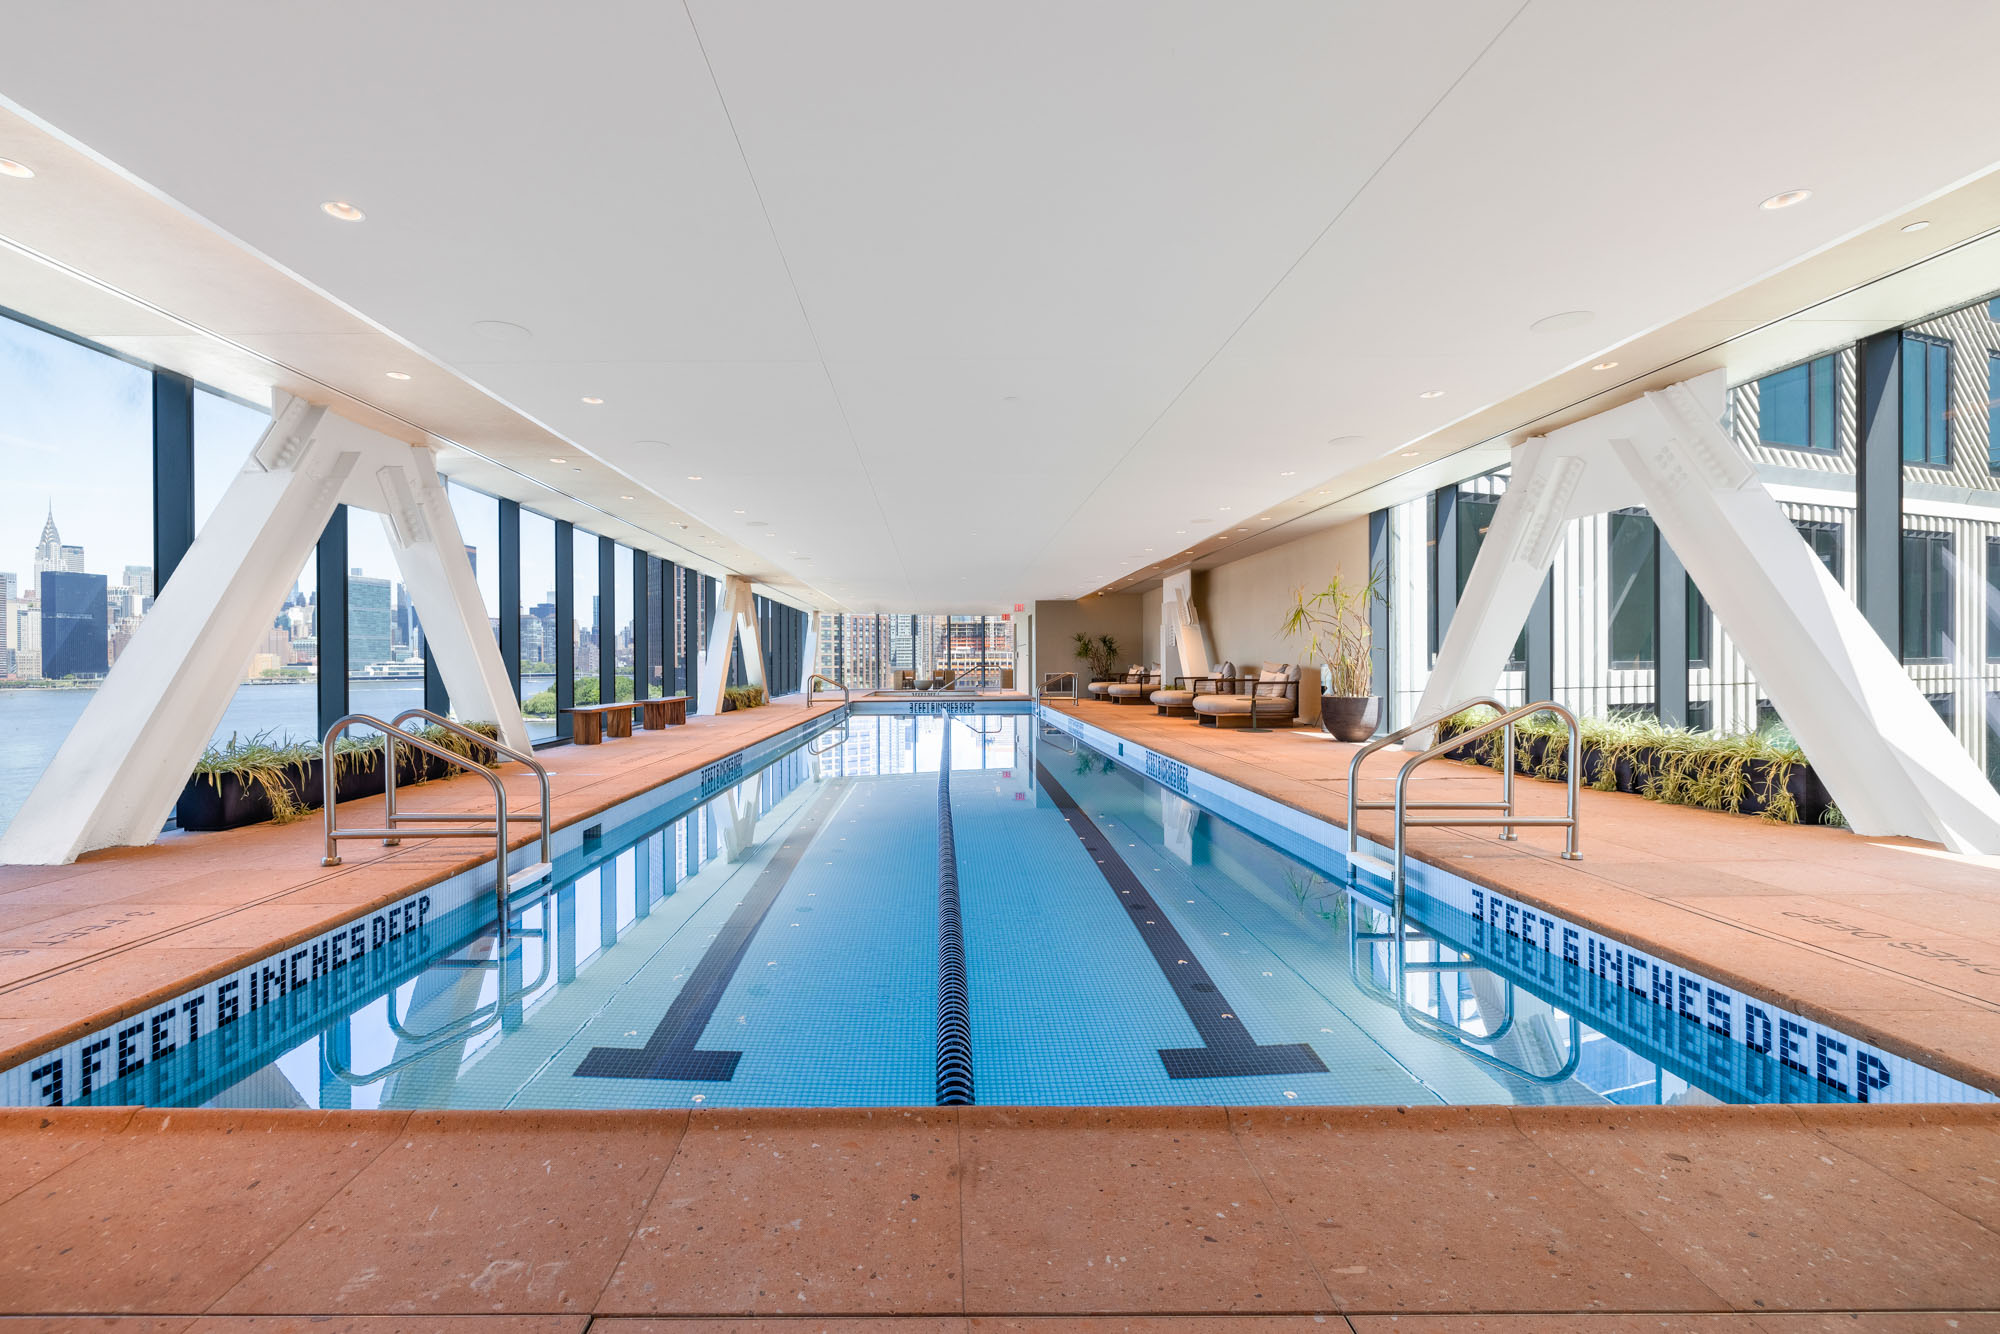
xmin=347 ymin=571 xmax=393 ymax=667
xmin=41 ymin=570 xmax=108 ymax=679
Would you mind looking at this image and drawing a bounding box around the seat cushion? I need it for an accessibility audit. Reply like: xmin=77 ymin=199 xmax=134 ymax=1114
xmin=1151 ymin=689 xmax=1195 ymax=706
xmin=1085 ymin=681 xmax=1115 ymax=695
xmin=1106 ymin=682 xmax=1149 ymax=698
xmin=1192 ymin=693 xmax=1294 ymax=716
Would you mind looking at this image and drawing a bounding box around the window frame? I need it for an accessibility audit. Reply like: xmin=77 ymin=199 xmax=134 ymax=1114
xmin=1900 ymin=527 xmax=1955 ymax=665
xmin=1901 ymin=332 xmax=1952 ymax=468
xmin=1755 ymin=353 xmax=1839 ymax=454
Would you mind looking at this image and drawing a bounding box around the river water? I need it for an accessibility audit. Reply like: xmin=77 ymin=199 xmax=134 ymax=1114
xmin=0 ymin=675 xmax=559 ymax=838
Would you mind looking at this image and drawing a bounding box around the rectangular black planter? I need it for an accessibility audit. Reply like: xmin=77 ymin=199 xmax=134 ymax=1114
xmin=1440 ymin=726 xmax=1831 ymax=826
xmin=175 ymin=739 xmax=497 ymax=833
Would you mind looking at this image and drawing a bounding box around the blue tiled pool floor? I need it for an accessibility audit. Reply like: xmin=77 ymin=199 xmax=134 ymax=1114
xmin=64 ymin=712 xmax=1912 ymax=1110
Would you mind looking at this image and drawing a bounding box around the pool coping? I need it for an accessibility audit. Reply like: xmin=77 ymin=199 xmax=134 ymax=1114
xmin=1043 ymin=700 xmax=2000 ymax=1103
xmin=0 ymin=700 xmax=849 ymax=1103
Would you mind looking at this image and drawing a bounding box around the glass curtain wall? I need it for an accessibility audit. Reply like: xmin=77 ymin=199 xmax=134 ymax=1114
xmin=0 ymin=313 xmax=152 ymax=837
xmin=572 ymin=526 xmax=599 ymax=703
xmin=612 ymin=542 xmax=634 ymax=703
xmin=519 ymin=508 xmax=558 ymax=739
xmin=345 ymin=507 xmax=422 ymax=721
xmin=193 ymin=390 xmax=316 ymax=748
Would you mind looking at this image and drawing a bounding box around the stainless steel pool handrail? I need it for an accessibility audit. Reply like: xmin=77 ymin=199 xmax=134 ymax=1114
xmin=1347 ymin=698 xmax=1581 ymax=914
xmin=1346 ymin=696 xmax=1507 ymax=861
xmin=1347 ymin=909 xmax=1582 ymax=1087
xmin=1039 ymin=669 xmax=1082 ymax=703
xmin=806 ymin=673 xmax=850 ymax=709
xmin=384 ymin=709 xmax=552 ymax=865
xmin=321 ymin=713 xmax=552 ymax=939
xmin=807 ymin=723 xmax=849 ymax=756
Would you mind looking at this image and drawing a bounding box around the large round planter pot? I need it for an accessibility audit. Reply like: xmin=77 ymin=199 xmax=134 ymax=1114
xmin=1320 ymin=694 xmax=1382 ymax=742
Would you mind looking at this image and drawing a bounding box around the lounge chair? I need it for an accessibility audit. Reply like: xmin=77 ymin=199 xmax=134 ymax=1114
xmin=1151 ymin=662 xmax=1238 ymax=717
xmin=1106 ymin=665 xmax=1161 ymax=704
xmin=1192 ymin=661 xmax=1300 ymax=728
xmin=1087 ymin=664 xmax=1147 ymax=701
xmin=927 ymin=668 xmax=958 ymax=692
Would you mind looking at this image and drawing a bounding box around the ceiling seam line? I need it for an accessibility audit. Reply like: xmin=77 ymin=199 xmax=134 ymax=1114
xmin=1023 ymin=0 xmax=1536 ymax=591
xmin=679 ymin=0 xmax=919 ymax=609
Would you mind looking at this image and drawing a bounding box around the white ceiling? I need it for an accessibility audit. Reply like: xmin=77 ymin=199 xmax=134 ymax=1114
xmin=2 ymin=1 xmax=1998 ymax=611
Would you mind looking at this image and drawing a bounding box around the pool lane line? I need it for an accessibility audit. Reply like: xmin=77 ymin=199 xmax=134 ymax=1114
xmin=1033 ymin=759 xmax=1329 ymax=1080
xmin=935 ymin=727 xmax=975 ymax=1105
xmin=572 ymin=777 xmax=850 ymax=1082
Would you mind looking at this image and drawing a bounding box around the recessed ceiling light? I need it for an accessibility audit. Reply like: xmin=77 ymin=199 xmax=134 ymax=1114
xmin=471 ymin=319 xmax=533 ymax=343
xmin=1236 ymin=527 xmax=1249 ymax=533
xmin=1901 ymin=220 xmax=1931 ymax=233
xmin=571 ymin=467 xmax=582 ymax=473
xmin=1174 ymin=530 xmax=1187 ymax=535
xmin=1419 ymin=390 xmax=1446 ymax=400
xmin=1219 ymin=506 xmax=1231 ymax=512
xmin=1760 ymin=189 xmax=1811 ymax=210
xmin=581 ymin=396 xmax=604 ymax=405
xmin=0 ymin=158 xmax=34 ymax=179
xmin=1280 ymin=470 xmax=1295 ymax=477
xmin=548 ymin=457 xmax=567 ymax=464
xmin=733 ymin=508 xmax=746 ymax=514
xmin=1529 ymin=310 xmax=1595 ymax=335
xmin=320 ymin=200 xmax=365 ymax=221
xmin=1260 ymin=517 xmax=1273 ymax=522
xmin=687 ymin=475 xmax=702 ymax=481
xmin=385 ymin=371 xmax=411 ymax=380
xmin=620 ymin=494 xmax=635 ymax=500
xmin=1400 ymin=449 xmax=1420 ymax=458
xmin=1592 ymin=361 xmax=1619 ymax=372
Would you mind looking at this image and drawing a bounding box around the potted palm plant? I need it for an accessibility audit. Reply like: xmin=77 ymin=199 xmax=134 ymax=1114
xmin=1281 ymin=566 xmax=1385 ymax=742
xmin=1072 ymin=632 xmax=1120 ymax=682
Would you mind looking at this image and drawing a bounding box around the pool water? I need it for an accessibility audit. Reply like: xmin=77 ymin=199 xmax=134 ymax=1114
xmin=79 ymin=708 xmax=1884 ymax=1110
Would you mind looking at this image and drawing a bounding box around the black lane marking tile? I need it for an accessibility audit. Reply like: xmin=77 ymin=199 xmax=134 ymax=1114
xmin=573 ymin=778 xmax=848 ymax=1081
xmin=1035 ymin=759 xmax=1328 ymax=1079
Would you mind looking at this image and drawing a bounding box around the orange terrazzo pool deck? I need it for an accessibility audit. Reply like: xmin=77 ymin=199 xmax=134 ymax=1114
xmin=0 ymin=697 xmax=845 ymax=1079
xmin=0 ymin=1102 xmax=1996 ymax=1325
xmin=1049 ymin=698 xmax=2000 ymax=1097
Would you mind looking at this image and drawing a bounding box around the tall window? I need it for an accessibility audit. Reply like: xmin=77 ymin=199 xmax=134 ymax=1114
xmin=1686 ymin=577 xmax=1709 ymax=668
xmin=1793 ymin=519 xmax=1842 ymax=582
xmin=1988 ymin=351 xmax=2000 ymax=470
xmin=1901 ymin=528 xmax=1954 ymax=663
xmin=346 ymin=507 xmax=422 ymax=722
xmin=611 ymin=543 xmax=634 ymax=703
xmin=572 ymin=527 xmax=598 ymax=703
xmin=193 ymin=391 xmax=315 ymax=748
xmin=1988 ymin=537 xmax=2000 ymax=664
xmin=445 ymin=482 xmax=501 ymax=726
xmin=0 ymin=315 xmax=152 ymax=837
xmin=1902 ymin=333 xmax=1951 ymax=466
xmin=1758 ymin=354 xmax=1837 ymax=452
xmin=1607 ymin=509 xmax=1656 ymax=669
xmin=518 ymin=508 xmax=557 ymax=739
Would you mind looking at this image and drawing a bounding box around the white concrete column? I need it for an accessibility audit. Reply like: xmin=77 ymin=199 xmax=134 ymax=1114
xmin=1421 ymin=370 xmax=2000 ymax=855
xmin=368 ymin=449 xmax=531 ymax=753
xmin=0 ymin=394 xmax=531 ymax=865
xmin=699 ymin=574 xmax=765 ymax=716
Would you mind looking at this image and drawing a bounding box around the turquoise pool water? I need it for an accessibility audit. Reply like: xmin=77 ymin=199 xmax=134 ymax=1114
xmin=55 ymin=706 xmax=1941 ymax=1110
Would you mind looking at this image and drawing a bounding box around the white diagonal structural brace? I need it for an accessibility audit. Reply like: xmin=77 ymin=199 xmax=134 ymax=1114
xmin=0 ymin=393 xmax=533 ymax=866
xmin=700 ymin=574 xmax=765 ymax=718
xmin=1158 ymin=567 xmax=1211 ymax=683
xmin=1416 ymin=370 xmax=2000 ymax=855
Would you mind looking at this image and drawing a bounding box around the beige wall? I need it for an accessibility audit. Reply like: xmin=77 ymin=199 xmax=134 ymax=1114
xmin=1138 ymin=587 xmax=1162 ymax=669
xmin=1031 ymin=593 xmax=1144 ymax=687
xmin=1193 ymin=515 xmax=1371 ymax=723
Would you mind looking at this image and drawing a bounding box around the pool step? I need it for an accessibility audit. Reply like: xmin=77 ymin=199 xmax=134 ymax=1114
xmin=507 ymin=861 xmax=554 ymax=901
xmin=1346 ymin=850 xmax=1395 ymax=884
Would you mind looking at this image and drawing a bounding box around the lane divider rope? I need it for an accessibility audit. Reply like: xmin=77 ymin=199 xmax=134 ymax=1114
xmin=935 ymin=725 xmax=974 ymax=1105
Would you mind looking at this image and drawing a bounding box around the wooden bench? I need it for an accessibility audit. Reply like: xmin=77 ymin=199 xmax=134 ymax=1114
xmin=640 ymin=695 xmax=689 ymax=730
xmin=562 ymin=702 xmax=637 ymax=745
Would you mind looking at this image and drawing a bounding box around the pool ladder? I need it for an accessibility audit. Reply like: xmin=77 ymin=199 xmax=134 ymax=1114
xmin=1345 ymin=697 xmax=1582 ymax=913
xmin=805 ymin=673 xmax=850 ymax=709
xmin=321 ymin=709 xmax=555 ymax=938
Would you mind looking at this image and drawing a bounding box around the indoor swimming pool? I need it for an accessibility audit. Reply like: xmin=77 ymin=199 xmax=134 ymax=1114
xmin=31 ymin=705 xmax=1976 ymax=1111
